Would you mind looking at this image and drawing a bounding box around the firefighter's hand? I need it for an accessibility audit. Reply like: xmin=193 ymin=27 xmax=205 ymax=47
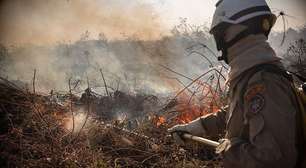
xmin=216 ymin=138 xmax=245 ymax=155
xmin=168 ymin=117 xmax=206 ymax=145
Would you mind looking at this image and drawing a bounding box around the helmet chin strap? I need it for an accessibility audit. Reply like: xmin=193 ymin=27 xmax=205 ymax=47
xmin=218 ymin=49 xmax=228 ymax=63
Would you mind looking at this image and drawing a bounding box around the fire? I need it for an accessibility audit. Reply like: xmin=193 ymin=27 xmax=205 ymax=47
xmin=156 ymin=116 xmax=166 ymax=126
xmin=152 ymin=115 xmax=166 ymax=127
xmin=174 ymin=84 xmax=222 ymax=124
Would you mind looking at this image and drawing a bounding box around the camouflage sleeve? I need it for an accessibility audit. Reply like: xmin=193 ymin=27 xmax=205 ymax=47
xmin=223 ymin=72 xmax=298 ymax=168
xmin=200 ymin=106 xmax=227 ymax=139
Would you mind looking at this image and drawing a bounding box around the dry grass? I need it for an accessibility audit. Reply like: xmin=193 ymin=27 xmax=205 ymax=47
xmin=0 ymin=77 xmax=223 ymax=168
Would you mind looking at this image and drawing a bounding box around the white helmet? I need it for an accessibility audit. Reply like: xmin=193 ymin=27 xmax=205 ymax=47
xmin=210 ymin=0 xmax=276 ymax=34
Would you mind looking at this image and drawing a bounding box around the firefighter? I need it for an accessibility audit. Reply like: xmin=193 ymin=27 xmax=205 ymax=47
xmin=168 ymin=0 xmax=301 ymax=167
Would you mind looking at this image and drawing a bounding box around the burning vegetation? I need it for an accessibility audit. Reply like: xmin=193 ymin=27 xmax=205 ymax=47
xmin=0 ymin=1 xmax=305 ymax=166
xmin=0 ymin=23 xmax=229 ymax=166
xmin=0 ymin=66 xmax=225 ymax=167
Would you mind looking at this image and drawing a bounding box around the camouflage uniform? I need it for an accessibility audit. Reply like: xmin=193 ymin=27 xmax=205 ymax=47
xmin=201 ymin=35 xmax=299 ymax=168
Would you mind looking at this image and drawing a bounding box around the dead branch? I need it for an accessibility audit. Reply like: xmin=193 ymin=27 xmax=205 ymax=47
xmin=172 ymin=68 xmax=222 ymax=100
xmin=159 ymin=64 xmax=193 ymax=81
xmin=68 ymin=77 xmax=75 ymax=135
xmin=188 ymin=51 xmax=214 ymax=68
xmin=100 ymin=68 xmax=110 ymax=96
xmin=32 ymin=69 xmax=36 ymax=94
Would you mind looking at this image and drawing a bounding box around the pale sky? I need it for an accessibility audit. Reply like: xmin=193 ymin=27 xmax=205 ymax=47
xmin=149 ymin=0 xmax=306 ymax=32
xmin=0 ymin=0 xmax=305 ymax=44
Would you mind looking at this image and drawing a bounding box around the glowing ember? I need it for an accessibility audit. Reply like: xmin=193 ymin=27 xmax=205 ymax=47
xmin=156 ymin=116 xmax=166 ymax=127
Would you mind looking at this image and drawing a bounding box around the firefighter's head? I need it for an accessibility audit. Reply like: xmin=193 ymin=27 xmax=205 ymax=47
xmin=210 ymin=0 xmax=277 ymax=64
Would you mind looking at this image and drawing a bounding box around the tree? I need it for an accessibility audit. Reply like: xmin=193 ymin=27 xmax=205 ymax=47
xmin=285 ymin=38 xmax=306 ymax=77
xmin=79 ymin=30 xmax=90 ymax=41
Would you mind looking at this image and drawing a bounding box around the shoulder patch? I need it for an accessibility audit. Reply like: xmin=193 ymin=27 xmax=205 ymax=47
xmin=245 ymin=84 xmax=265 ymax=102
xmin=245 ymin=84 xmax=265 ymax=114
xmin=248 ymin=94 xmax=265 ymax=114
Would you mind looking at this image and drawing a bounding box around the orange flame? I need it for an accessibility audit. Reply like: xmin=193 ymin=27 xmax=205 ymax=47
xmin=156 ymin=116 xmax=166 ymax=127
xmin=174 ymin=85 xmax=221 ymax=124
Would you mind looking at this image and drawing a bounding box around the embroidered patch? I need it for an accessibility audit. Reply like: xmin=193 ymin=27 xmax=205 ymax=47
xmin=248 ymin=94 xmax=265 ymax=114
xmin=245 ymin=84 xmax=265 ymax=102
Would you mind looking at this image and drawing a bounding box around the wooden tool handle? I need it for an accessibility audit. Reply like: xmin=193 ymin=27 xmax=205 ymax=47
xmin=182 ymin=133 xmax=220 ymax=148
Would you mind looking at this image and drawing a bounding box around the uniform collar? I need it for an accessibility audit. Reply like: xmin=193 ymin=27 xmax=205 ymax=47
xmin=226 ymin=34 xmax=281 ymax=84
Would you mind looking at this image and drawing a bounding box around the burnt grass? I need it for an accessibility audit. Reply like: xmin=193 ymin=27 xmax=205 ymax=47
xmin=0 ymin=77 xmax=223 ymax=168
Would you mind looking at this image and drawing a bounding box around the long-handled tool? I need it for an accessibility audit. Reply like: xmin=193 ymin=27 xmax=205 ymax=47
xmin=182 ymin=133 xmax=220 ymax=148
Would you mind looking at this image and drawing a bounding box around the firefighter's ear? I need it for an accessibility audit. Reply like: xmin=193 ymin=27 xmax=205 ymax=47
xmin=262 ymin=18 xmax=271 ymax=32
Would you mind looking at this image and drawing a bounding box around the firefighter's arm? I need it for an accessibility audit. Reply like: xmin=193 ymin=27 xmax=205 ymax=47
xmin=168 ymin=106 xmax=227 ymax=144
xmin=200 ymin=106 xmax=227 ymax=138
xmin=220 ymin=73 xmax=298 ymax=168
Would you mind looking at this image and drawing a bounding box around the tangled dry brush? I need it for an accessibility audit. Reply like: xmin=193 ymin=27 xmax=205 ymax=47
xmin=0 ymin=76 xmax=224 ymax=168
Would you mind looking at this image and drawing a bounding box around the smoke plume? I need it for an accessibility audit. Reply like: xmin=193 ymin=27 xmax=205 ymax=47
xmin=0 ymin=0 xmax=166 ymax=45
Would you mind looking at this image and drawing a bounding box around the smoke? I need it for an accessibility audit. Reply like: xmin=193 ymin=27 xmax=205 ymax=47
xmin=0 ymin=38 xmax=192 ymax=93
xmin=0 ymin=32 xmax=216 ymax=94
xmin=297 ymin=0 xmax=306 ymax=19
xmin=64 ymin=108 xmax=94 ymax=133
xmin=0 ymin=0 xmax=166 ymax=45
xmin=0 ymin=1 xmax=220 ymax=94
xmin=4 ymin=0 xmax=303 ymax=95
xmin=0 ymin=0 xmax=177 ymax=94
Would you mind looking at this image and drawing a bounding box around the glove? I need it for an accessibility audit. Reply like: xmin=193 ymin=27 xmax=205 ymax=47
xmin=216 ymin=138 xmax=245 ymax=154
xmin=168 ymin=117 xmax=206 ymax=145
